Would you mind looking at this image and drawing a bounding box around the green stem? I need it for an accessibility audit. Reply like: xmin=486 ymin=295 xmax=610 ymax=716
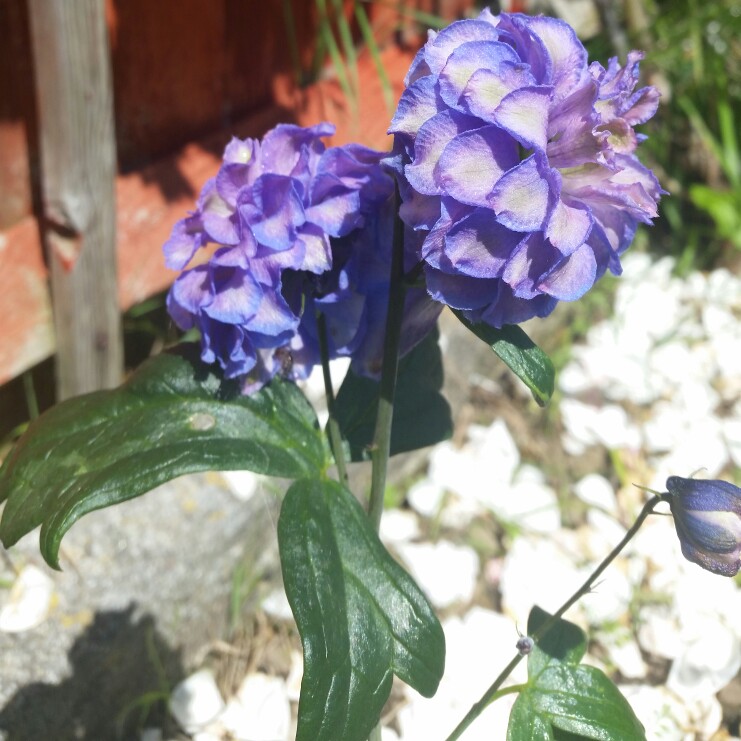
xmin=444 ymin=493 xmax=665 ymax=741
xmin=317 ymin=312 xmax=348 ymax=486
xmin=366 ymin=185 xmax=406 ymax=741
xmin=367 ymin=182 xmax=406 ymax=532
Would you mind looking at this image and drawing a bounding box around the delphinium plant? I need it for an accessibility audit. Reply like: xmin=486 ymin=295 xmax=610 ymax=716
xmin=1 ymin=9 xmax=738 ymax=740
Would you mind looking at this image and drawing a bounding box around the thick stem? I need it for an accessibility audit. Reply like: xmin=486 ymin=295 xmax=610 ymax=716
xmin=317 ymin=312 xmax=348 ymax=486
xmin=444 ymin=494 xmax=665 ymax=741
xmin=366 ymin=185 xmax=406 ymax=741
xmin=367 ymin=183 xmax=406 ymax=532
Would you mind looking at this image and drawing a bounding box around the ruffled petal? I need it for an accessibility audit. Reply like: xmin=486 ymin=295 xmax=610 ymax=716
xmin=436 ymin=125 xmax=518 ymax=206
xmin=490 ymin=154 xmax=554 ymax=231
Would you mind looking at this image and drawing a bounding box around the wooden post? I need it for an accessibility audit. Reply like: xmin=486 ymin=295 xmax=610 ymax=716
xmin=28 ymin=0 xmax=122 ymax=399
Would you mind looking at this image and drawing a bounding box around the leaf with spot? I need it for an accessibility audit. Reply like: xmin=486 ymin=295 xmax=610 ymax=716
xmin=507 ymin=607 xmax=645 ymax=741
xmin=278 ymin=477 xmax=445 ymax=740
xmin=0 ymin=345 xmax=327 ymax=568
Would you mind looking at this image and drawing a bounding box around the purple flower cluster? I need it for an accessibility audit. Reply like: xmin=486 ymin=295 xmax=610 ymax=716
xmin=389 ymin=9 xmax=663 ymax=327
xmin=164 ymin=123 xmax=399 ymax=390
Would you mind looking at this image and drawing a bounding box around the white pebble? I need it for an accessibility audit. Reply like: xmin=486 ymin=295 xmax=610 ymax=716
xmin=492 ymin=479 xmax=560 ymax=534
xmin=220 ymin=673 xmax=290 ymax=741
xmin=379 ymin=508 xmax=420 ymax=544
xmin=261 ymin=588 xmax=294 ymax=622
xmin=573 ymin=474 xmax=618 ymax=515
xmin=220 ymin=470 xmax=261 ymax=502
xmin=396 ymin=541 xmax=479 ymax=609
xmin=668 ymin=617 xmax=741 ymax=700
xmin=499 ymin=537 xmax=585 ymax=626
xmin=0 ymin=565 xmax=55 ymax=633
xmin=169 ymin=670 xmax=225 ymax=734
xmin=406 ymin=478 xmax=446 ymax=519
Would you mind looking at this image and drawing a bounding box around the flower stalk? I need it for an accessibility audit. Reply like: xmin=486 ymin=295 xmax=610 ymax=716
xmin=368 ymin=181 xmax=407 ymax=532
xmin=317 ymin=312 xmax=348 ymax=486
xmin=444 ymin=493 xmax=665 ymax=741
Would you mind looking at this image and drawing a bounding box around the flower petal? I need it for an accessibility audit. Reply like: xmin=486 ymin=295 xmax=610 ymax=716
xmin=436 ymin=125 xmax=518 ymax=206
xmin=525 ymin=15 xmax=588 ymax=100
xmin=438 ymin=40 xmax=520 ymax=110
xmin=405 ymin=110 xmax=482 ymax=195
xmin=490 ymin=154 xmax=554 ymax=231
xmin=425 ymin=19 xmax=501 ymax=76
xmin=444 ymin=208 xmax=524 ymax=279
xmin=545 ymin=195 xmax=593 ymax=255
xmin=538 ymin=242 xmax=597 ymax=300
xmin=492 ymin=85 xmax=552 ymax=151
xmin=462 ymin=64 xmax=537 ymax=121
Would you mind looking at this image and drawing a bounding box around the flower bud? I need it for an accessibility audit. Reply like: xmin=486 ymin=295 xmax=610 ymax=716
xmin=667 ymin=476 xmax=741 ymax=577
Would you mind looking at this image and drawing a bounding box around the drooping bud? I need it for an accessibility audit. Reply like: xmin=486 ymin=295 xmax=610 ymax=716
xmin=667 ymin=476 xmax=741 ymax=577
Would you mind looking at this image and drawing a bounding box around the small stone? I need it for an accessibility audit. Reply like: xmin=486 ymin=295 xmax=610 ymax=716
xmin=406 ymin=478 xmax=446 ymax=519
xmin=379 ymin=508 xmax=420 ymax=545
xmin=637 ymin=607 xmax=682 ymax=660
xmin=600 ymin=629 xmax=646 ymax=679
xmin=492 ymin=479 xmax=560 ymax=534
xmin=560 ymin=400 xmax=641 ymax=453
xmin=222 ymin=673 xmax=290 ymax=741
xmin=169 ymin=669 xmax=225 ymax=734
xmin=723 ymin=418 xmax=741 ymax=468
xmin=667 ymin=617 xmax=741 ymax=700
xmin=499 ymin=537 xmax=585 ymax=626
xmin=584 ymin=510 xmax=626 ymax=559
xmin=580 ymin=567 xmax=632 ymax=624
xmin=261 ymin=588 xmax=293 ymax=622
xmin=573 ymin=474 xmax=618 ymax=515
xmin=220 ymin=470 xmax=261 ymax=503
xmin=0 ymin=565 xmax=55 ymax=633
xmin=285 ymin=650 xmax=303 ymax=702
xmin=620 ymin=685 xmax=723 ymax=740
xmin=396 ymin=541 xmax=479 ymax=609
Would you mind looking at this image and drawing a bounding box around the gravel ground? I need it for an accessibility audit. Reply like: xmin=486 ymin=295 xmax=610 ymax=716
xmin=1 ymin=251 xmax=739 ymax=741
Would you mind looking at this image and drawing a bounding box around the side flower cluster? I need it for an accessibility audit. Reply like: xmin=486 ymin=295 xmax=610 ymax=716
xmin=389 ymin=9 xmax=663 ymax=327
xmin=164 ymin=122 xmax=439 ymax=392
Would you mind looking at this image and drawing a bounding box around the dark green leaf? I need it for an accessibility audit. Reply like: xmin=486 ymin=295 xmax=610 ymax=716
xmin=333 ymin=328 xmax=452 ymax=461
xmin=527 ymin=605 xmax=587 ymax=674
xmin=507 ymin=608 xmax=645 ymax=741
xmin=454 ymin=312 xmax=555 ymax=406
xmin=278 ymin=478 xmax=445 ymax=741
xmin=0 ymin=345 xmax=327 ymax=568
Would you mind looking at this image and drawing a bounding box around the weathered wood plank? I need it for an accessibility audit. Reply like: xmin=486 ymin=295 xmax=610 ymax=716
xmin=0 ymin=45 xmax=416 ymax=388
xmin=28 ymin=0 xmax=123 ymax=399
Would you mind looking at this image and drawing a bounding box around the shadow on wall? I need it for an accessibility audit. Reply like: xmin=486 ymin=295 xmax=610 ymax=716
xmin=0 ymin=606 xmax=184 ymax=741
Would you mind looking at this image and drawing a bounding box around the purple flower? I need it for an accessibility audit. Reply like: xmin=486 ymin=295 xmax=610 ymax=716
xmin=164 ymin=123 xmax=393 ymax=387
xmin=246 ymin=195 xmax=443 ymax=390
xmin=388 ymin=10 xmax=663 ymax=327
xmin=667 ymin=476 xmax=741 ymax=577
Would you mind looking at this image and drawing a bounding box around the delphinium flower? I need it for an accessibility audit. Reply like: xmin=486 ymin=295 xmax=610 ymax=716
xmin=285 ymin=195 xmax=443 ymax=384
xmin=164 ymin=123 xmax=394 ymax=390
xmin=388 ymin=9 xmax=663 ymax=327
xmin=666 ymin=476 xmax=741 ymax=577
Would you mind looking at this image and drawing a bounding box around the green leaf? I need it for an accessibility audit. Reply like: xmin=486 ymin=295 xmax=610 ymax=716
xmin=333 ymin=328 xmax=452 ymax=461
xmin=278 ymin=478 xmax=445 ymax=741
xmin=453 ymin=312 xmax=555 ymax=406
xmin=0 ymin=345 xmax=327 ymax=568
xmin=527 ymin=605 xmax=587 ymax=674
xmin=507 ymin=607 xmax=645 ymax=741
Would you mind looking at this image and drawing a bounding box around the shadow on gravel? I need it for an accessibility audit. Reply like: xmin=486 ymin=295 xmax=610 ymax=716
xmin=0 ymin=605 xmax=184 ymax=741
